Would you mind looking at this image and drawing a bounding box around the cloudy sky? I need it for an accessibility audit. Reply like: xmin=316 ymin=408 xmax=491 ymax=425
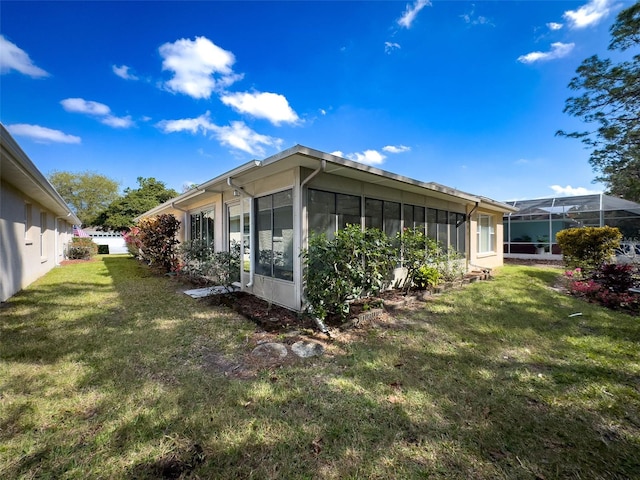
xmin=1 ymin=0 xmax=633 ymax=201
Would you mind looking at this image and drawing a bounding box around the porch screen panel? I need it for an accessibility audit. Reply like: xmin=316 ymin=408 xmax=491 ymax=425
xmin=273 ymin=190 xmax=293 ymax=280
xmin=384 ymin=201 xmax=401 ymax=237
xmin=190 ymin=214 xmax=201 ymax=241
xmin=437 ymin=209 xmax=449 ymax=245
xmin=308 ymin=189 xmax=335 ymax=238
xmin=426 ymin=208 xmax=437 ymax=240
xmin=256 ymin=196 xmax=272 ymax=276
xmin=336 ymin=194 xmax=361 ymax=230
xmin=255 ymin=190 xmax=293 ymax=281
xmin=365 ymin=198 xmax=383 ymax=231
xmin=455 ymin=213 xmax=466 ymax=253
xmin=203 ymin=210 xmax=214 ymax=245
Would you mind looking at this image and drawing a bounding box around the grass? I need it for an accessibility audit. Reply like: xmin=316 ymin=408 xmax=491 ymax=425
xmin=1 ymin=256 xmax=639 ymax=479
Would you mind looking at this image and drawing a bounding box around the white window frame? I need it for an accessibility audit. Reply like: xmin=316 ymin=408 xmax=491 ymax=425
xmin=477 ymin=214 xmax=495 ymax=254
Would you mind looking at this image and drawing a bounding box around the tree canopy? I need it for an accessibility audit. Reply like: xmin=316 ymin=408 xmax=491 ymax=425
xmin=48 ymin=170 xmax=120 ymax=226
xmin=94 ymin=177 xmax=178 ymax=231
xmin=558 ymin=2 xmax=640 ymax=202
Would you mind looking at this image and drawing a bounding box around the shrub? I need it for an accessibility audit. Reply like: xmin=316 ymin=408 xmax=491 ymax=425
xmin=593 ymin=263 xmax=636 ymax=293
xmin=178 ymin=240 xmax=240 ymax=291
xmin=396 ymin=227 xmax=440 ymax=293
xmin=556 ymin=226 xmax=622 ymax=272
xmin=435 ymin=247 xmax=466 ymax=282
xmin=302 ymin=225 xmax=397 ymax=322
xmin=565 ymin=262 xmax=639 ymax=314
xmin=136 ymin=214 xmax=181 ymax=272
xmin=67 ymin=237 xmax=98 ymax=260
xmin=123 ymin=227 xmax=142 ymax=257
xmin=413 ymin=265 xmax=440 ymax=289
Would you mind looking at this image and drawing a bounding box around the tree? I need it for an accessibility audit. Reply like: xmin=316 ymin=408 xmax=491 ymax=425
xmin=94 ymin=177 xmax=178 ymax=231
xmin=558 ymin=2 xmax=640 ymax=202
xmin=48 ymin=170 xmax=120 ymax=226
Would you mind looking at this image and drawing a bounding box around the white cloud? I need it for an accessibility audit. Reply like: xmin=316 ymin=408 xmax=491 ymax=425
xmin=220 ymin=91 xmax=299 ymax=125
xmin=212 ymin=121 xmax=282 ymax=156
xmin=157 ymin=112 xmax=282 ymax=156
xmin=101 ymin=115 xmax=134 ymax=128
xmin=549 ymin=184 xmax=602 ymax=196
xmin=6 ymin=123 xmax=80 ymax=144
xmin=564 ymin=0 xmax=612 ymax=29
xmin=398 ymin=0 xmax=431 ymax=29
xmin=112 ymin=64 xmax=138 ymax=80
xmin=385 ymin=41 xmax=401 ymax=54
xmin=0 ymin=35 xmax=49 ymax=78
xmin=547 ymin=22 xmax=563 ymax=31
xmin=515 ymin=158 xmax=530 ymax=165
xmin=319 ymin=109 xmax=327 ymax=116
xmin=156 ymin=112 xmax=215 ymax=134
xmin=460 ymin=6 xmax=494 ymax=27
xmin=61 ymin=97 xmax=134 ymax=128
xmin=159 ymin=36 xmax=241 ymax=99
xmin=344 ymin=149 xmax=386 ymax=165
xmin=61 ymin=98 xmax=111 ymax=116
xmin=517 ymin=42 xmax=574 ymax=64
xmin=331 ymin=150 xmax=344 ymax=157
xmin=383 ymin=145 xmax=410 ymax=154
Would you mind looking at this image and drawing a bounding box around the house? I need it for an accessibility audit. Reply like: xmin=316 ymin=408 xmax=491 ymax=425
xmin=140 ymin=145 xmax=517 ymax=311
xmin=503 ymin=194 xmax=640 ymax=260
xmin=0 ymin=123 xmax=81 ymax=302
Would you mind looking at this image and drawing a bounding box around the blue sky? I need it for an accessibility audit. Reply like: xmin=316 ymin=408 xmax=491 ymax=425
xmin=1 ymin=0 xmax=634 ymax=202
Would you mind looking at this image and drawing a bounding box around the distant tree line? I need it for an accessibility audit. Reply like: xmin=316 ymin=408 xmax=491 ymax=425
xmin=48 ymin=171 xmax=178 ymax=231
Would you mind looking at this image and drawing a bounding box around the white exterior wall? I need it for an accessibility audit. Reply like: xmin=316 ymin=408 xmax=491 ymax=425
xmin=0 ymin=180 xmax=74 ymax=302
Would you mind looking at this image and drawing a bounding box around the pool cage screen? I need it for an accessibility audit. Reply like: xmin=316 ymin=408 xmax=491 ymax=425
xmin=503 ymin=194 xmax=640 ymax=256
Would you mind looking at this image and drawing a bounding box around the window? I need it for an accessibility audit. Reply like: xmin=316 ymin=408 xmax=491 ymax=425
xmin=403 ymin=204 xmax=425 ymax=233
xmin=256 ymin=190 xmax=293 ymax=281
xmin=228 ymin=201 xmax=250 ymax=278
xmin=190 ymin=208 xmax=214 ymax=244
xmin=477 ymin=214 xmax=495 ymax=253
xmin=25 ymin=203 xmax=33 ymax=243
xmin=308 ymin=189 xmax=360 ymax=239
xmin=365 ymin=198 xmax=401 ymax=236
xmin=40 ymin=212 xmax=47 ymax=257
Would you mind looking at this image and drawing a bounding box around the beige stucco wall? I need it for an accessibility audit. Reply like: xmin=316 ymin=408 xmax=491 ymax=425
xmin=468 ymin=207 xmax=504 ymax=270
xmin=1 ymin=180 xmax=74 ymax=302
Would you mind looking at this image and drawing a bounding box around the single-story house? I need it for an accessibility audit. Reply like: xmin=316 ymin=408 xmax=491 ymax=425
xmin=139 ymin=145 xmax=517 ymax=311
xmin=1 ymin=123 xmax=81 ymax=302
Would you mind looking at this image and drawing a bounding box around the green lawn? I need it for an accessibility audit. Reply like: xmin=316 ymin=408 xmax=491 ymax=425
xmin=1 ymin=256 xmax=639 ymax=479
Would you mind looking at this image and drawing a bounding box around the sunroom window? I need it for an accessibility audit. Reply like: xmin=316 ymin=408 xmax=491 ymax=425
xmin=256 ymin=189 xmax=293 ymax=281
xmin=190 ymin=208 xmax=215 ymax=244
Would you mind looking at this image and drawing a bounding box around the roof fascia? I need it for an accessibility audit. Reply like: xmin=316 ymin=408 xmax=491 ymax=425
xmin=1 ymin=124 xmax=82 ymax=224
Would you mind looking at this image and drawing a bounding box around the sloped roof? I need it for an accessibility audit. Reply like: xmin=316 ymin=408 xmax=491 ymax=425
xmin=141 ymin=145 xmax=517 ymax=218
xmin=1 ymin=124 xmax=81 ymax=225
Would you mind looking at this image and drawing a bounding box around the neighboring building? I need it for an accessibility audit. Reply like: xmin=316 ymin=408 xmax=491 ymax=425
xmin=503 ymin=194 xmax=640 ymax=259
xmin=1 ymin=123 xmax=81 ymax=302
xmin=139 ymin=145 xmax=517 ymax=311
xmin=83 ymin=228 xmax=128 ymax=254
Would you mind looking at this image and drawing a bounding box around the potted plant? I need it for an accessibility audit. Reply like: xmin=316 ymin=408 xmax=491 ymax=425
xmin=536 ymin=235 xmax=549 ymax=254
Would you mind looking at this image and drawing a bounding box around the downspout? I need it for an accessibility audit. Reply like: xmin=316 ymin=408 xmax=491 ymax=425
xmin=300 ymin=159 xmax=326 ymax=188
xmin=299 ymin=159 xmax=329 ymax=335
xmin=227 ymin=177 xmax=255 ymax=287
